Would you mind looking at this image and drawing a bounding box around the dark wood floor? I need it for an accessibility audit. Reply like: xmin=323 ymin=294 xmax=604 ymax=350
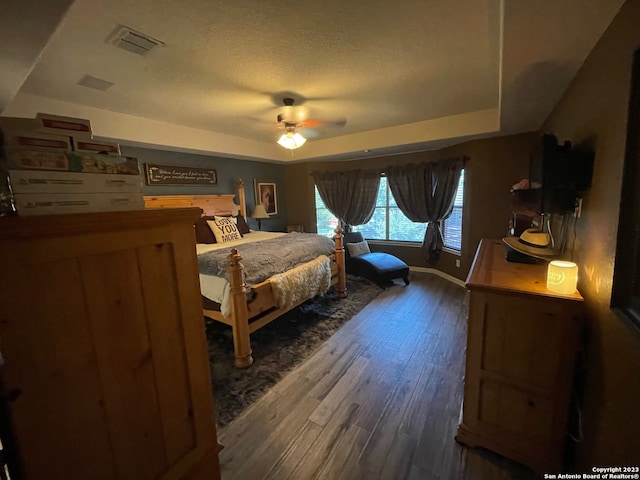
xmin=217 ymin=272 xmax=538 ymax=480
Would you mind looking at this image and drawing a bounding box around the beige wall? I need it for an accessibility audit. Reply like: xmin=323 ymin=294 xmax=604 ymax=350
xmin=541 ymin=0 xmax=640 ymax=467
xmin=285 ymin=132 xmax=536 ymax=281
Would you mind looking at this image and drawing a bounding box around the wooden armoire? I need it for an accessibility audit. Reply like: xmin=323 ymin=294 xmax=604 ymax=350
xmin=0 ymin=208 xmax=221 ymax=480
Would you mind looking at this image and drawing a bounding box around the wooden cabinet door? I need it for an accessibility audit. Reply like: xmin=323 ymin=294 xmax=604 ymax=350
xmin=459 ymin=239 xmax=583 ymax=473
xmin=0 ymin=210 xmax=220 ymax=480
xmin=462 ymin=289 xmax=581 ymax=470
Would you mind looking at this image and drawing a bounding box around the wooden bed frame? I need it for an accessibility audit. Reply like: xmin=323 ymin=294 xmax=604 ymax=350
xmin=144 ymin=179 xmax=347 ymax=368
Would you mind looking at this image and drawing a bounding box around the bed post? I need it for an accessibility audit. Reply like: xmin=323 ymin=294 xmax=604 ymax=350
xmin=334 ymin=226 xmax=347 ymax=298
xmin=237 ymin=178 xmax=247 ymax=219
xmin=227 ymin=248 xmax=253 ymax=368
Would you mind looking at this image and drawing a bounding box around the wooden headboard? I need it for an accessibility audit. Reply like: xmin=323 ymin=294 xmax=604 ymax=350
xmin=144 ymin=179 xmax=247 ymax=218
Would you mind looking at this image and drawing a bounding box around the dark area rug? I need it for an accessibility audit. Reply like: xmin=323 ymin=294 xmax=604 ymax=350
xmin=205 ymin=275 xmax=383 ymax=427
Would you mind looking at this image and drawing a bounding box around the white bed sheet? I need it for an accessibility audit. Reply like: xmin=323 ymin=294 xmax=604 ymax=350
xmin=198 ymin=231 xmax=286 ymax=317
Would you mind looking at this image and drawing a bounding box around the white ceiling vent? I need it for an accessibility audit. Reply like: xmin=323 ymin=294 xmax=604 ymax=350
xmin=77 ymin=75 xmax=114 ymax=92
xmin=107 ymin=25 xmax=165 ymax=56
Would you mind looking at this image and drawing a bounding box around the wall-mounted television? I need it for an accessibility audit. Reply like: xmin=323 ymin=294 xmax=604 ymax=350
xmin=529 ymin=133 xmax=594 ymax=214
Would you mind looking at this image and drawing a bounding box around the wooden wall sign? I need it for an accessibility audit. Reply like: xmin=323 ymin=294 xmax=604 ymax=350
xmin=145 ymin=163 xmax=218 ymax=186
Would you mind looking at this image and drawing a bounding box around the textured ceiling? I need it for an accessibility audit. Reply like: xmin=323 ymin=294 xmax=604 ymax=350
xmin=0 ymin=0 xmax=625 ymax=162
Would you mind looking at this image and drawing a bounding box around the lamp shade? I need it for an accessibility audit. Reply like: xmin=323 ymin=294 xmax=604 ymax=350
xmin=546 ymin=260 xmax=578 ymax=294
xmin=251 ymin=204 xmax=269 ymax=219
xmin=277 ymin=131 xmax=306 ymax=149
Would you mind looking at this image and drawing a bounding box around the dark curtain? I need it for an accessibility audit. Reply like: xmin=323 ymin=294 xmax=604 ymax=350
xmin=311 ymin=169 xmax=381 ymax=232
xmin=386 ymin=157 xmax=464 ymax=261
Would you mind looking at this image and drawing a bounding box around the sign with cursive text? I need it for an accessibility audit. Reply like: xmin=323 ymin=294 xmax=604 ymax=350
xmin=144 ymin=163 xmax=217 ymax=186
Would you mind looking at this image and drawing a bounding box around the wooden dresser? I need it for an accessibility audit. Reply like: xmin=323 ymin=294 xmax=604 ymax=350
xmin=0 ymin=209 xmax=221 ymax=480
xmin=456 ymin=239 xmax=583 ymax=473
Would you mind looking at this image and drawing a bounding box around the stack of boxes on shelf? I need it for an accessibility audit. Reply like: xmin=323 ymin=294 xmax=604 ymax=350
xmin=0 ymin=113 xmax=144 ymax=216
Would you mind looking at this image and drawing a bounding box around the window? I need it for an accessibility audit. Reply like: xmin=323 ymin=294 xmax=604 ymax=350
xmin=351 ymin=176 xmax=426 ymax=242
xmin=442 ymin=169 xmax=465 ymax=251
xmin=314 ymin=186 xmax=339 ymax=237
xmin=612 ymin=48 xmax=640 ymax=329
xmin=314 ymin=171 xmax=465 ymax=251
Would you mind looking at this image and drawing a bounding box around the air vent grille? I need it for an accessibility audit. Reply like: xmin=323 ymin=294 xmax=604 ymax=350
xmin=77 ymin=75 xmax=114 ymax=92
xmin=107 ymin=25 xmax=165 ymax=56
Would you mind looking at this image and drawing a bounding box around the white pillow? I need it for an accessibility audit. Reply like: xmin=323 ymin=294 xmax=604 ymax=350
xmin=347 ymin=241 xmax=371 ymax=257
xmin=207 ymin=218 xmax=242 ymax=243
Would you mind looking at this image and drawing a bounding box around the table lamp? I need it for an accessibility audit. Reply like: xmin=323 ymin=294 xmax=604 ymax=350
xmin=251 ymin=204 xmax=269 ymax=231
xmin=546 ymin=260 xmax=578 ymax=294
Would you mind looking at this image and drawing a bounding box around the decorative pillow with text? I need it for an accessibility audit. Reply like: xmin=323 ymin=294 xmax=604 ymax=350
xmin=214 ymin=214 xmax=251 ymax=235
xmin=207 ymin=218 xmax=242 ymax=243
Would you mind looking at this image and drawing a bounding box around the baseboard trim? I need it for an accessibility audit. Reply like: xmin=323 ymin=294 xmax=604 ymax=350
xmin=409 ymin=266 xmax=466 ymax=288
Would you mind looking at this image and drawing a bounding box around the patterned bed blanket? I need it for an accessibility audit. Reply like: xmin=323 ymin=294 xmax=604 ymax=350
xmin=270 ymin=255 xmax=332 ymax=309
xmin=197 ymin=232 xmax=335 ymax=286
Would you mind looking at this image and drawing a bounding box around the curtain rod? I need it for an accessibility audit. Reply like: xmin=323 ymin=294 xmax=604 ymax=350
xmin=309 ymin=155 xmax=469 ymax=176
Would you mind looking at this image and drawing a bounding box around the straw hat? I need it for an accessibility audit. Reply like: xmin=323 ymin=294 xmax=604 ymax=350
xmin=502 ymin=228 xmax=558 ymax=259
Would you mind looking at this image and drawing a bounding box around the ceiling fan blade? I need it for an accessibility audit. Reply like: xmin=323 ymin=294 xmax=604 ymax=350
xmin=301 ymin=119 xmax=323 ymax=128
xmin=302 ymin=117 xmax=347 ymax=129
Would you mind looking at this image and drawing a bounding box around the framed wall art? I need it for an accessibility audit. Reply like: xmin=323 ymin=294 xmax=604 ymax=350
xmin=254 ymin=179 xmax=278 ymax=215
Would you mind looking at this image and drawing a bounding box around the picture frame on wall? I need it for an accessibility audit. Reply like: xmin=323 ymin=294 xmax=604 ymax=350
xmin=254 ymin=179 xmax=278 ymax=215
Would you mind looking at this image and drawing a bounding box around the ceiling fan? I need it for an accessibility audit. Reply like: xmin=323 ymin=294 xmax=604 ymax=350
xmin=275 ymin=97 xmax=346 ymax=149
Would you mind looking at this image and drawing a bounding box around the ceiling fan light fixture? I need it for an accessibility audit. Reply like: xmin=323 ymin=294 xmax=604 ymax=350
xmin=277 ymin=127 xmax=306 ymax=149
